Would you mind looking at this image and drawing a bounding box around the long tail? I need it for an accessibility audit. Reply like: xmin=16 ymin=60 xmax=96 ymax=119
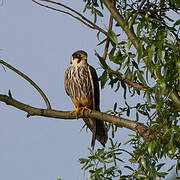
xmin=83 ymin=118 xmax=108 ymax=148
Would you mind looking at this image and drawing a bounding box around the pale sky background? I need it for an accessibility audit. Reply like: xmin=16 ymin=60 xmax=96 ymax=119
xmin=0 ymin=0 xmax=177 ymax=180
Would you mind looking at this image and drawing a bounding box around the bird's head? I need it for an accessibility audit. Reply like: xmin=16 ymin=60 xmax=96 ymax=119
xmin=71 ymin=50 xmax=88 ymax=65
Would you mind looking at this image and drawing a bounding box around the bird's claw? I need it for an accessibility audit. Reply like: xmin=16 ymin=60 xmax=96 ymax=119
xmin=81 ymin=106 xmax=92 ymax=116
xmin=70 ymin=107 xmax=80 ymax=119
xmin=70 ymin=106 xmax=92 ymax=119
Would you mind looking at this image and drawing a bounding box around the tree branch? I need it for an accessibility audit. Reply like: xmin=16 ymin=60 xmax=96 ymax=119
xmin=102 ymin=0 xmax=157 ymax=75
xmin=102 ymin=0 xmax=180 ymax=107
xmin=95 ymin=50 xmax=150 ymax=91
xmin=0 ymin=93 xmax=163 ymax=142
xmin=108 ymin=69 xmax=150 ymax=91
xmin=32 ymin=0 xmax=108 ymax=36
xmin=102 ymin=0 xmax=139 ymax=49
xmin=102 ymin=3 xmax=114 ymax=60
xmin=0 ymin=60 xmax=51 ymax=109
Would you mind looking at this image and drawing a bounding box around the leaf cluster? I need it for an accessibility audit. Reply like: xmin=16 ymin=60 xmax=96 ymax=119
xmin=79 ymin=0 xmax=180 ymax=179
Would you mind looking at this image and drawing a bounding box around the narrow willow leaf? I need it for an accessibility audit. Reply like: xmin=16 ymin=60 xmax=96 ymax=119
xmin=79 ymin=158 xmax=89 ymax=164
xmin=137 ymin=71 xmax=147 ymax=86
xmin=124 ymin=166 xmax=134 ymax=171
xmin=132 ymin=60 xmax=139 ymax=69
xmin=174 ymin=19 xmax=180 ymax=26
xmin=97 ymin=55 xmax=108 ymax=69
xmin=121 ymin=81 xmax=127 ymax=99
xmin=137 ymin=44 xmax=143 ymax=63
xmin=99 ymin=70 xmax=108 ymax=89
xmin=141 ymin=157 xmax=147 ymax=169
xmin=96 ymin=31 xmax=100 ymax=41
xmin=113 ymin=102 xmax=117 ymax=112
xmin=94 ymin=8 xmax=103 ymax=17
xmin=148 ymin=44 xmax=155 ymax=61
xmin=97 ymin=37 xmax=107 ymax=46
xmin=108 ymin=30 xmax=118 ymax=45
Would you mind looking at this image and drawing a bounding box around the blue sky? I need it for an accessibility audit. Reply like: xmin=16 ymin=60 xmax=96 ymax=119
xmin=0 ymin=0 xmax=177 ymax=179
xmin=0 ymin=1 xmax=129 ymax=179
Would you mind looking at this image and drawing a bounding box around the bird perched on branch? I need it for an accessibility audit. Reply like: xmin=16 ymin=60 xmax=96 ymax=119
xmin=64 ymin=50 xmax=107 ymax=148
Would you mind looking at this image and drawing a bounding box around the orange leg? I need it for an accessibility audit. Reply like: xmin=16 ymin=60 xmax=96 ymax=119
xmin=70 ymin=106 xmax=81 ymax=119
xmin=80 ymin=106 xmax=92 ymax=116
xmin=70 ymin=106 xmax=92 ymax=119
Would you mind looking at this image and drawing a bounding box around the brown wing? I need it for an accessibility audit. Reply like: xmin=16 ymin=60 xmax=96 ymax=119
xmin=64 ymin=66 xmax=71 ymax=97
xmin=84 ymin=65 xmax=107 ymax=148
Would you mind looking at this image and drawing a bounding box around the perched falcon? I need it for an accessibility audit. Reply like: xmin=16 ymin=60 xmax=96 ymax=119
xmin=64 ymin=50 xmax=108 ymax=148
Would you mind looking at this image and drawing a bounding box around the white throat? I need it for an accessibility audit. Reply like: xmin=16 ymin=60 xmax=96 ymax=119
xmin=71 ymin=57 xmax=87 ymax=66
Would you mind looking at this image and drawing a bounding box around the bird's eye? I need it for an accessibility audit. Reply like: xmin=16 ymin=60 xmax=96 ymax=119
xmin=77 ymin=59 xmax=81 ymax=63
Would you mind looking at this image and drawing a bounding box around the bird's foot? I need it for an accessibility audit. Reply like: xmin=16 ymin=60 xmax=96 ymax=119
xmin=80 ymin=106 xmax=92 ymax=116
xmin=70 ymin=107 xmax=81 ymax=119
xmin=70 ymin=106 xmax=92 ymax=119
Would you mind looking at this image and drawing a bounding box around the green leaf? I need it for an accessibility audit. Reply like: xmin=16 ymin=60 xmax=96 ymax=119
xmin=141 ymin=157 xmax=147 ymax=169
xmin=94 ymin=12 xmax=97 ymax=23
xmin=137 ymin=71 xmax=147 ymax=86
xmin=97 ymin=156 xmax=104 ymax=164
xmin=115 ymin=81 xmax=120 ymax=92
xmin=99 ymin=70 xmax=108 ymax=89
xmin=146 ymin=92 xmax=151 ymax=105
xmin=124 ymin=165 xmax=134 ymax=171
xmin=148 ymin=44 xmax=155 ymax=61
xmin=95 ymin=167 xmax=103 ymax=174
xmin=83 ymin=3 xmax=90 ymax=12
xmin=126 ymin=41 xmax=131 ymax=53
xmin=108 ymin=30 xmax=118 ymax=45
xmin=84 ymin=164 xmax=94 ymax=170
xmin=132 ymin=60 xmax=139 ymax=69
xmin=96 ymin=31 xmax=100 ymax=41
xmin=137 ymin=44 xmax=143 ymax=63
xmin=126 ymin=107 xmax=130 ymax=117
xmin=156 ymin=163 xmax=165 ymax=171
xmin=104 ymin=166 xmax=116 ymax=174
xmin=137 ymin=23 xmax=141 ymax=37
xmin=79 ymin=158 xmax=89 ymax=164
xmin=97 ymin=37 xmax=107 ymax=46
xmin=121 ymin=81 xmax=127 ymax=99
xmin=109 ymin=50 xmax=122 ymax=64
xmin=113 ymin=102 xmax=117 ymax=112
xmin=94 ymin=8 xmax=103 ymax=17
xmin=174 ymin=19 xmax=180 ymax=26
xmin=136 ymin=111 xmax=139 ymax=121
xmin=167 ymin=164 xmax=175 ymax=172
xmin=97 ymin=55 xmax=108 ymax=69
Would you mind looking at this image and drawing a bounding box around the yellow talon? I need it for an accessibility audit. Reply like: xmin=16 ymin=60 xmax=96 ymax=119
xmin=81 ymin=106 xmax=92 ymax=116
xmin=70 ymin=106 xmax=92 ymax=119
xmin=70 ymin=107 xmax=81 ymax=119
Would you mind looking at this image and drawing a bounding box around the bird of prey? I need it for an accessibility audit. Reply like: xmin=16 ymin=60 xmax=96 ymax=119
xmin=64 ymin=50 xmax=108 ymax=148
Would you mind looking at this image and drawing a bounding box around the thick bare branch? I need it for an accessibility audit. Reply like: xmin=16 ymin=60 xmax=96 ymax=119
xmin=32 ymin=0 xmax=108 ymax=36
xmin=0 ymin=60 xmax=51 ymax=109
xmin=0 ymin=94 xmax=163 ymax=142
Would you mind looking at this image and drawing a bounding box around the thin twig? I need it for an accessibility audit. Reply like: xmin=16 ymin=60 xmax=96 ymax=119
xmin=102 ymin=0 xmax=115 ymax=60
xmin=32 ymin=0 xmax=108 ymax=36
xmin=0 ymin=59 xmax=51 ymax=109
xmin=32 ymin=0 xmax=94 ymax=29
xmin=109 ymin=70 xmax=150 ymax=91
xmin=94 ymin=50 xmax=150 ymax=91
xmin=102 ymin=14 xmax=113 ymax=60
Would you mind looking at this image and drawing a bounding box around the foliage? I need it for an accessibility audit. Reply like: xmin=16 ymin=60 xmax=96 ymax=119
xmin=80 ymin=0 xmax=180 ymax=179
